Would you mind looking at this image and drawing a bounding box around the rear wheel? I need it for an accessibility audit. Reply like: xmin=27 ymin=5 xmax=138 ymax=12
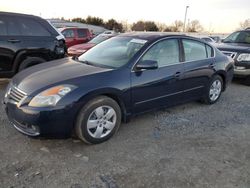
xmin=203 ymin=75 xmax=223 ymax=104
xmin=75 ymin=96 xmax=121 ymax=144
xmin=18 ymin=57 xmax=46 ymax=72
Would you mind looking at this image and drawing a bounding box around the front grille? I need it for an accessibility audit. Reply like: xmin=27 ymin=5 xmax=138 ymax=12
xmin=221 ymin=51 xmax=237 ymax=59
xmin=9 ymin=86 xmax=27 ymax=104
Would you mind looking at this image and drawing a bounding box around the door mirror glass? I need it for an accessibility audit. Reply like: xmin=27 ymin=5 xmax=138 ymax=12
xmin=136 ymin=60 xmax=158 ymax=70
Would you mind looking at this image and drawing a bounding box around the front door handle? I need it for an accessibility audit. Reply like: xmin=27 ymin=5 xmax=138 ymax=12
xmin=8 ymin=39 xmax=20 ymax=43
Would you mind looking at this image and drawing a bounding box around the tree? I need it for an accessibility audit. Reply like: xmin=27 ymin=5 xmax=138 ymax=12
xmin=85 ymin=16 xmax=104 ymax=26
xmin=71 ymin=17 xmax=86 ymax=23
xmin=239 ymin=19 xmax=250 ymax=29
xmin=144 ymin=21 xmax=159 ymax=31
xmin=131 ymin=21 xmax=159 ymax=31
xmin=172 ymin=20 xmax=183 ymax=32
xmin=131 ymin=21 xmax=145 ymax=31
xmin=187 ymin=20 xmax=203 ymax=32
xmin=105 ymin=19 xmax=124 ymax=32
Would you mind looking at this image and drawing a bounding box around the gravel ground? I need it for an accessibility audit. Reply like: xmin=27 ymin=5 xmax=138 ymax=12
xmin=0 ymin=79 xmax=250 ymax=188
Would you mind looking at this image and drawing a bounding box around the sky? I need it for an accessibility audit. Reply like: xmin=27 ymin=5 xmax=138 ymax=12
xmin=1 ymin=0 xmax=250 ymax=33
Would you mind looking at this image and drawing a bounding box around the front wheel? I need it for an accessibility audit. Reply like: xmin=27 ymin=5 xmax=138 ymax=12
xmin=75 ymin=96 xmax=121 ymax=144
xmin=203 ymin=75 xmax=223 ymax=104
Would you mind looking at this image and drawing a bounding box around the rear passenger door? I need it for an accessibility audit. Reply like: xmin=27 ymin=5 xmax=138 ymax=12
xmin=0 ymin=16 xmax=16 ymax=73
xmin=181 ymin=38 xmax=215 ymax=101
xmin=76 ymin=29 xmax=90 ymax=44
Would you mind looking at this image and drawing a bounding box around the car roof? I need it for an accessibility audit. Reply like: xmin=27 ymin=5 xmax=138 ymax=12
xmin=0 ymin=11 xmax=40 ymax=19
xmin=119 ymin=32 xmax=204 ymax=42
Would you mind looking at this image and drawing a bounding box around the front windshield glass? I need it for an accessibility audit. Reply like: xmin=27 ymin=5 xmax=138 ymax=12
xmin=89 ymin=35 xmax=110 ymax=44
xmin=224 ymin=31 xmax=250 ymax=44
xmin=79 ymin=36 xmax=147 ymax=68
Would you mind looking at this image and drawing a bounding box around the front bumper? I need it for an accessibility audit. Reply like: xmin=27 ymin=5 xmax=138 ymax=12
xmin=4 ymin=102 xmax=78 ymax=137
xmin=234 ymin=67 xmax=250 ymax=77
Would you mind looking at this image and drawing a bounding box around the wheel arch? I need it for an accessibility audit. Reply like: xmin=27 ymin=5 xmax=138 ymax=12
xmin=12 ymin=50 xmax=50 ymax=73
xmin=214 ymin=71 xmax=226 ymax=91
xmin=76 ymin=88 xmax=130 ymax=123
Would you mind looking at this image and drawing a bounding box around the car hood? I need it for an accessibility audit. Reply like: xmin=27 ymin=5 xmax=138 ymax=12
xmin=215 ymin=43 xmax=250 ymax=52
xmin=69 ymin=43 xmax=96 ymax=51
xmin=12 ymin=57 xmax=111 ymax=95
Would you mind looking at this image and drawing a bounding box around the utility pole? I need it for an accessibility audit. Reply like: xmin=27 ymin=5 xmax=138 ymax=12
xmin=183 ymin=6 xmax=189 ymax=32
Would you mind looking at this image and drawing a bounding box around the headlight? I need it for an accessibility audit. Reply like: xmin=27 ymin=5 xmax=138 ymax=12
xmin=29 ymin=85 xmax=76 ymax=107
xmin=237 ymin=53 xmax=250 ymax=62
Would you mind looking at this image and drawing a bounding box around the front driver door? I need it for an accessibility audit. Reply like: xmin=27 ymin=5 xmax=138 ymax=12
xmin=131 ymin=38 xmax=185 ymax=114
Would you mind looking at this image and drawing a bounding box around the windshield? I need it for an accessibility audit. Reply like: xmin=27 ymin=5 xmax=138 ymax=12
xmin=89 ymin=35 xmax=110 ymax=44
xmin=78 ymin=36 xmax=147 ymax=68
xmin=224 ymin=31 xmax=250 ymax=44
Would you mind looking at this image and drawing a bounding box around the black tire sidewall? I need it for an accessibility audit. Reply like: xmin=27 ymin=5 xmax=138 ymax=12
xmin=206 ymin=75 xmax=223 ymax=104
xmin=75 ymin=96 xmax=121 ymax=144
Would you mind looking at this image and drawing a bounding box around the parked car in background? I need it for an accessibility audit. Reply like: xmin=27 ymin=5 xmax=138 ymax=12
xmin=215 ymin=28 xmax=250 ymax=84
xmin=59 ymin=27 xmax=92 ymax=48
xmin=200 ymin=36 xmax=216 ymax=44
xmin=210 ymin=36 xmax=221 ymax=43
xmin=0 ymin=12 xmax=66 ymax=78
xmin=4 ymin=33 xmax=234 ymax=144
xmin=67 ymin=33 xmax=118 ymax=56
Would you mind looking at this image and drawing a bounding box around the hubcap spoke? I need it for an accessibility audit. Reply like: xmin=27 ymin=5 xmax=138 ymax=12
xmin=87 ymin=120 xmax=99 ymax=129
xmin=95 ymin=107 xmax=104 ymax=119
xmin=105 ymin=108 xmax=115 ymax=120
xmin=104 ymin=121 xmax=115 ymax=130
xmin=94 ymin=126 xmax=104 ymax=138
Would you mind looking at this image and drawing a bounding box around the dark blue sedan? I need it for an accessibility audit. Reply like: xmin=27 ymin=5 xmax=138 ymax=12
xmin=3 ymin=33 xmax=234 ymax=144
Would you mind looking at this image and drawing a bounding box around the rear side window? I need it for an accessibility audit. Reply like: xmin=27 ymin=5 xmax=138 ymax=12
xmin=0 ymin=18 xmax=7 ymax=35
xmin=18 ymin=17 xmax=51 ymax=36
xmin=183 ymin=39 xmax=207 ymax=61
xmin=77 ymin=29 xmax=87 ymax=38
xmin=62 ymin=29 xmax=75 ymax=38
xmin=206 ymin=45 xmax=213 ymax=57
xmin=141 ymin=39 xmax=180 ymax=67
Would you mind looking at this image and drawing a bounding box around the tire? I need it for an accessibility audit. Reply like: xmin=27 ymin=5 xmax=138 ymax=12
xmin=75 ymin=96 xmax=122 ymax=144
xmin=18 ymin=57 xmax=46 ymax=72
xmin=202 ymin=75 xmax=223 ymax=104
xmin=244 ymin=76 xmax=250 ymax=86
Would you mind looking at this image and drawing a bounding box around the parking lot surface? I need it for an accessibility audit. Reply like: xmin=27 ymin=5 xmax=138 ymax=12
xmin=0 ymin=79 xmax=250 ymax=188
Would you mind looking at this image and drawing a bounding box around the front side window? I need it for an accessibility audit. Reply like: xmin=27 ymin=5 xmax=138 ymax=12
xmin=77 ymin=29 xmax=87 ymax=38
xmin=206 ymin=45 xmax=213 ymax=57
xmin=79 ymin=37 xmax=146 ymax=68
xmin=183 ymin=39 xmax=207 ymax=61
xmin=62 ymin=29 xmax=75 ymax=38
xmin=140 ymin=39 xmax=180 ymax=67
xmin=223 ymin=31 xmax=250 ymax=44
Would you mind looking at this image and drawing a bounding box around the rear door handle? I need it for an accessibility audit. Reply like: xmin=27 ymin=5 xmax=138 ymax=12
xmin=209 ymin=63 xmax=215 ymax=68
xmin=8 ymin=39 xmax=20 ymax=43
xmin=174 ymin=71 xmax=181 ymax=78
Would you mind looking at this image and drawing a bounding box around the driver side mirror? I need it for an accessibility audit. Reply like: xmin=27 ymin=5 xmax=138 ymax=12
xmin=136 ymin=60 xmax=158 ymax=71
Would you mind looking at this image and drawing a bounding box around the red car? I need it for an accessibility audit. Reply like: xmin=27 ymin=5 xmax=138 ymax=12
xmin=67 ymin=34 xmax=117 ymax=56
xmin=59 ymin=27 xmax=92 ymax=48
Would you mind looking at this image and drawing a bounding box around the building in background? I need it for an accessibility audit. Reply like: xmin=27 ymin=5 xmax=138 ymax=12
xmin=47 ymin=19 xmax=107 ymax=35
